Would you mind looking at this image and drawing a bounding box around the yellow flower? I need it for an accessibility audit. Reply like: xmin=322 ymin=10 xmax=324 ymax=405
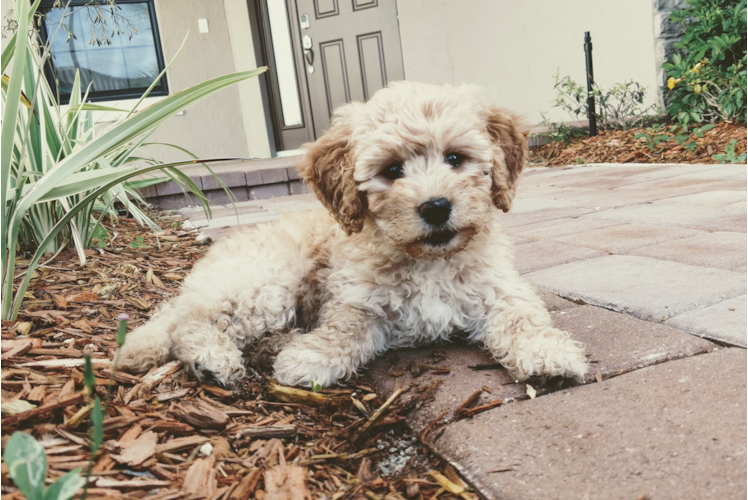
xmin=667 ymin=77 xmax=683 ymax=90
xmin=691 ymin=62 xmax=703 ymax=73
xmin=694 ymin=84 xmax=702 ymax=94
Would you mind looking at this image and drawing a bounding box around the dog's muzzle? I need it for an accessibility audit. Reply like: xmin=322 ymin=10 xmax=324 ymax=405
xmin=421 ymin=228 xmax=456 ymax=246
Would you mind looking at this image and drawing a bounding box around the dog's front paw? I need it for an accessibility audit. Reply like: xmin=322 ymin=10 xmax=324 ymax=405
xmin=179 ymin=347 xmax=246 ymax=388
xmin=509 ymin=328 xmax=588 ymax=382
xmin=273 ymin=342 xmax=351 ymax=388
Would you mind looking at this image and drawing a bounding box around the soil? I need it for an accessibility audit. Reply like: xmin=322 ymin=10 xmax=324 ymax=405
xmin=529 ymin=122 xmax=747 ymax=167
xmin=1 ymin=212 xmax=476 ymax=500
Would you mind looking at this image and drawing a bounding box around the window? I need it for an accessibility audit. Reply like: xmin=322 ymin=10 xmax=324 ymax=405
xmin=39 ymin=0 xmax=168 ymax=104
xmin=266 ymin=0 xmax=303 ymax=127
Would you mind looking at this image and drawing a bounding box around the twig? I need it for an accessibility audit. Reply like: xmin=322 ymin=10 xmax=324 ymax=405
xmin=420 ymin=410 xmax=447 ymax=445
xmin=462 ymin=398 xmax=504 ymax=418
xmin=454 ymin=390 xmax=481 ymax=419
xmin=299 ymin=447 xmax=379 ymax=466
xmin=234 ymin=425 xmax=296 ymax=440
xmin=353 ymin=387 xmax=405 ymax=442
xmin=488 ymin=468 xmax=516 ymax=474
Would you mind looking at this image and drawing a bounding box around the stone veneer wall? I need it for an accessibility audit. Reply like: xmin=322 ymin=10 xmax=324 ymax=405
xmin=651 ymin=0 xmax=687 ymax=109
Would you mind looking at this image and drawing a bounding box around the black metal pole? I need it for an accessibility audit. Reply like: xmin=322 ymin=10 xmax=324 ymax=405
xmin=584 ymin=31 xmax=597 ymax=136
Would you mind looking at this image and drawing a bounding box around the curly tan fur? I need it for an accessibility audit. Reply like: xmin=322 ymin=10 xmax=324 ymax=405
xmin=297 ymin=105 xmax=367 ymax=235
xmin=117 ymin=82 xmax=588 ymax=388
xmin=485 ymin=107 xmax=531 ymax=212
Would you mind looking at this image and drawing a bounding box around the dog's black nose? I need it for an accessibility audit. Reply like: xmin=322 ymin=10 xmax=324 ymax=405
xmin=419 ymin=198 xmax=451 ymax=226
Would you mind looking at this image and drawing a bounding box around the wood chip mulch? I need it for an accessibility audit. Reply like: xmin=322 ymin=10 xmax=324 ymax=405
xmin=529 ymin=121 xmax=747 ymax=167
xmin=1 ymin=211 xmax=475 ymax=500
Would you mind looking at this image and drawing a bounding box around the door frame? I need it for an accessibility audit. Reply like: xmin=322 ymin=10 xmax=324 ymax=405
xmin=251 ymin=0 xmax=316 ymax=153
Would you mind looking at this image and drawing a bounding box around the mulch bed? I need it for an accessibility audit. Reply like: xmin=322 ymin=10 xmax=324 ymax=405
xmin=529 ymin=122 xmax=747 ymax=166
xmin=1 ymin=211 xmax=475 ymax=500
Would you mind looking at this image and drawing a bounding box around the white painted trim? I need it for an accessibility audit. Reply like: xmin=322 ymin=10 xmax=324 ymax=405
xmin=224 ymin=0 xmax=273 ymax=159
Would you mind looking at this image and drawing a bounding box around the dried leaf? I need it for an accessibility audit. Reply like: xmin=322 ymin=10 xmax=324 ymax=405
xmin=173 ymin=400 xmax=229 ymax=429
xmin=53 ymin=295 xmax=68 ymax=309
xmin=116 ymin=430 xmax=158 ymax=466
xmin=526 ymin=384 xmax=537 ymax=399
xmin=64 ymin=291 xmax=99 ymax=303
xmin=1 ymin=400 xmax=37 ymax=415
xmin=182 ymin=456 xmax=217 ymax=497
xmin=229 ymin=469 xmax=261 ymax=500
xmin=264 ymin=463 xmax=310 ymax=500
xmin=15 ymin=322 xmax=33 ymax=336
xmin=126 ymin=297 xmax=151 ymax=311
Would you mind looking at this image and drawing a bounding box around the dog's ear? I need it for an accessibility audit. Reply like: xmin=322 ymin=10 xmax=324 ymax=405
xmin=485 ymin=107 xmax=530 ymax=212
xmin=297 ymin=105 xmax=365 ymax=235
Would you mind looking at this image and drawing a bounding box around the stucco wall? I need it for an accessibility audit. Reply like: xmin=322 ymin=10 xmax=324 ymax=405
xmin=0 ymin=0 xmax=13 ymax=51
xmin=2 ymin=1 xmax=272 ymax=160
xmin=148 ymin=0 xmax=249 ymax=161
xmin=397 ymin=0 xmax=660 ymax=125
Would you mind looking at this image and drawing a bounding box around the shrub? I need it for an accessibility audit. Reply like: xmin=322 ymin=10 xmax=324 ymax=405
xmin=552 ymin=72 xmax=661 ymax=131
xmin=2 ymin=0 xmax=266 ymax=320
xmin=663 ymin=0 xmax=747 ymax=124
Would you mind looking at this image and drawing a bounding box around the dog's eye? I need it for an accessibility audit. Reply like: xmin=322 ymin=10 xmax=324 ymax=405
xmin=381 ymin=161 xmax=404 ymax=181
xmin=445 ymin=152 xmax=465 ymax=168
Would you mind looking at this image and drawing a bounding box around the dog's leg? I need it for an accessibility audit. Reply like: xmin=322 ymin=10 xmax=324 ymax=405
xmin=117 ymin=301 xmax=177 ymax=373
xmin=475 ymin=280 xmax=588 ymax=382
xmin=119 ymin=282 xmax=302 ymax=387
xmin=118 ymin=211 xmax=332 ymax=387
xmin=118 ymin=293 xmax=247 ymax=387
xmin=119 ymin=268 xmax=310 ymax=386
xmin=272 ymin=306 xmax=384 ymax=387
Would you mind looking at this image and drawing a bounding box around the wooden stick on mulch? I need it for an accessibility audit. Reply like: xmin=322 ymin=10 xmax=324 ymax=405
xmin=353 ymin=387 xmax=405 ymax=442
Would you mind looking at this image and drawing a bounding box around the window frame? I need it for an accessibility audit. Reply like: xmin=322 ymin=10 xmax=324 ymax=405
xmin=38 ymin=0 xmax=169 ymax=104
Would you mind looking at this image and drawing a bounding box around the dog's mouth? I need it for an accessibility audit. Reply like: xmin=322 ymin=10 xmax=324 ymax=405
xmin=420 ymin=228 xmax=457 ymax=247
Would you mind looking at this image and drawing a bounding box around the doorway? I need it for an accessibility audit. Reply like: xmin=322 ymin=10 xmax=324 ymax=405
xmin=254 ymin=0 xmax=405 ymax=153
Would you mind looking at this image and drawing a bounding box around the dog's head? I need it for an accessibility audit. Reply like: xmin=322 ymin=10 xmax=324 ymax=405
xmin=298 ymin=82 xmax=529 ymax=259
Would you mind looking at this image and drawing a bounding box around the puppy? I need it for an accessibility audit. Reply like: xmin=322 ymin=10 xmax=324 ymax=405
xmin=118 ymin=82 xmax=588 ymax=388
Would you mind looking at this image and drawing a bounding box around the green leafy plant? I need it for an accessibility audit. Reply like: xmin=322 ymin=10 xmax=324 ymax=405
xmin=2 ymin=432 xmax=85 ymax=500
xmin=311 ymin=380 xmax=323 ymax=393
xmin=663 ymin=0 xmax=746 ymax=124
xmin=634 ymin=132 xmax=670 ymax=151
xmin=635 ymin=123 xmax=719 ymax=152
xmin=552 ymin=72 xmax=661 ymax=131
xmin=2 ymin=1 xmax=214 ymax=261
xmin=89 ymin=224 xmax=110 ymax=248
xmin=712 ymin=139 xmax=747 ymax=163
xmin=128 ymin=236 xmax=147 ymax=249
xmin=2 ymin=312 xmax=131 ymax=499
xmin=79 ymin=314 xmax=129 ymax=498
xmin=1 ymin=0 xmax=267 ymax=320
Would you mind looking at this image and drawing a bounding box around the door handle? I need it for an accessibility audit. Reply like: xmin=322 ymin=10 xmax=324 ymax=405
xmin=302 ymin=35 xmax=314 ymax=72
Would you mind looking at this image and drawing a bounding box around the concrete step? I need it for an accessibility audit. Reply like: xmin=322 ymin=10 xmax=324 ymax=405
xmin=138 ymin=122 xmax=570 ymax=211
xmin=181 ymin=194 xmax=321 ymax=240
xmin=139 ymin=156 xmax=308 ymax=210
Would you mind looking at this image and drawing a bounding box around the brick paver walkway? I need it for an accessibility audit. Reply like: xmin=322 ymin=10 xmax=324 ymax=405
xmin=182 ymin=162 xmax=747 ymax=499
